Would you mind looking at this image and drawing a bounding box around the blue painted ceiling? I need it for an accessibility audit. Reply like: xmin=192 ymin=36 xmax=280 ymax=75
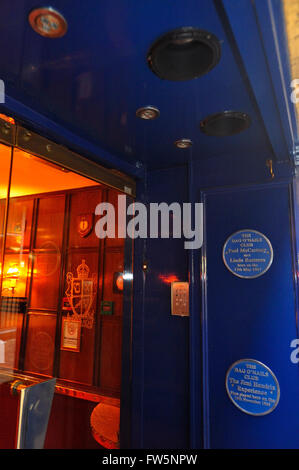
xmin=0 ymin=0 xmax=296 ymax=181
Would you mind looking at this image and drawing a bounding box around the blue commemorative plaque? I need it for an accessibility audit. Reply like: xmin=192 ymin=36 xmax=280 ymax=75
xmin=226 ymin=359 xmax=280 ymax=416
xmin=222 ymin=229 xmax=273 ymax=279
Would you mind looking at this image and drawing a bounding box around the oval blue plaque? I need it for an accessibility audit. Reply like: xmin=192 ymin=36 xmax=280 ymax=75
xmin=223 ymin=229 xmax=273 ymax=279
xmin=226 ymin=359 xmax=280 ymax=416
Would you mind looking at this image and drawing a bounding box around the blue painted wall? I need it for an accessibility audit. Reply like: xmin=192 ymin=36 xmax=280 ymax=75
xmin=129 ymin=162 xmax=299 ymax=449
xmin=199 ymin=182 xmax=299 ymax=448
xmin=130 ymin=165 xmax=190 ymax=449
xmin=0 ymin=0 xmax=297 ymax=450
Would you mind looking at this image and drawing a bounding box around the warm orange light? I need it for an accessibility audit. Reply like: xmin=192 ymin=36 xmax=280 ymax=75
xmin=159 ymin=274 xmax=179 ymax=284
xmin=283 ymin=0 xmax=299 ymax=133
xmin=115 ymin=274 xmax=124 ymax=291
xmin=6 ymin=264 xmax=20 ymax=277
xmin=3 ymin=263 xmax=21 ymax=295
xmin=5 ymin=149 xmax=99 ymax=197
xmin=0 ymin=113 xmax=15 ymax=124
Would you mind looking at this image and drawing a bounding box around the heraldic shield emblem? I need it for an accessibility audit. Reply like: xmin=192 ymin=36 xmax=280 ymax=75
xmin=77 ymin=214 xmax=93 ymax=238
xmin=65 ymin=259 xmax=96 ymax=329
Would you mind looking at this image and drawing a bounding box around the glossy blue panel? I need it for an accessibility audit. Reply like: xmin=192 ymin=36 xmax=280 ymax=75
xmin=0 ymin=0 xmax=297 ymax=451
xmin=201 ymin=183 xmax=299 ymax=448
xmin=253 ymin=0 xmax=298 ymax=150
xmin=221 ymin=0 xmax=291 ymax=163
xmin=0 ymin=0 xmax=293 ymax=178
xmin=188 ymin=154 xmax=203 ymax=449
xmin=131 ymin=166 xmax=189 ymax=448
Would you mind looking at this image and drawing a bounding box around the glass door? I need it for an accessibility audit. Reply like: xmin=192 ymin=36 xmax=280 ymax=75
xmin=0 ymin=139 xmax=132 ymax=448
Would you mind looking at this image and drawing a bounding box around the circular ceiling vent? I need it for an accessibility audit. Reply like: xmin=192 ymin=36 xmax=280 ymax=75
xmin=147 ymin=27 xmax=221 ymax=81
xmin=28 ymin=7 xmax=67 ymax=38
xmin=200 ymin=111 xmax=251 ymax=136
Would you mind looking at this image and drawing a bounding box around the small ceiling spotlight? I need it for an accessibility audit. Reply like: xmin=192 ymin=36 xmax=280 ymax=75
xmin=136 ymin=106 xmax=160 ymax=120
xmin=142 ymin=261 xmax=149 ymax=272
xmin=28 ymin=7 xmax=68 ymax=38
xmin=147 ymin=27 xmax=221 ymax=81
xmin=200 ymin=111 xmax=251 ymax=136
xmin=174 ymin=138 xmax=193 ymax=149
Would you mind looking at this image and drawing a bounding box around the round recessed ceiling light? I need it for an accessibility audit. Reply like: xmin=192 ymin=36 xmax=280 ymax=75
xmin=200 ymin=111 xmax=251 ymax=136
xmin=136 ymin=106 xmax=160 ymax=120
xmin=147 ymin=27 xmax=221 ymax=81
xmin=28 ymin=7 xmax=67 ymax=38
xmin=174 ymin=138 xmax=193 ymax=149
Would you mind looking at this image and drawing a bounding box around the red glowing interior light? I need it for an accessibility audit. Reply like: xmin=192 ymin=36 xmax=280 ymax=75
xmin=159 ymin=274 xmax=179 ymax=284
xmin=0 ymin=113 xmax=15 ymax=124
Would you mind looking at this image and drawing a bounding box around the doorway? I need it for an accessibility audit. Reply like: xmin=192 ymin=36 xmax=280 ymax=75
xmin=0 ymin=120 xmax=134 ymax=448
